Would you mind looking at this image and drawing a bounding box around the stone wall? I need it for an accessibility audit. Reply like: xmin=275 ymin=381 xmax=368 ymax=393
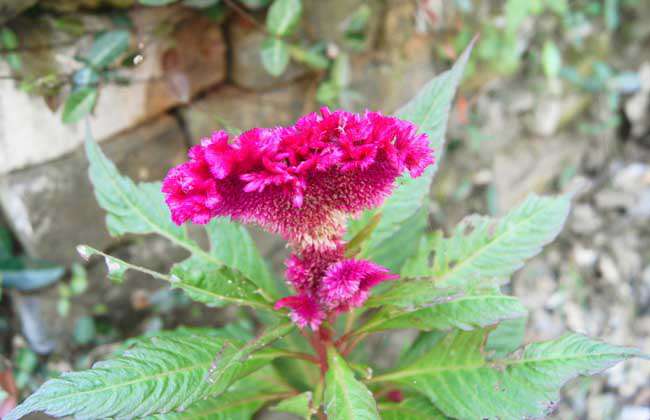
xmin=0 ymin=0 xmax=437 ymax=352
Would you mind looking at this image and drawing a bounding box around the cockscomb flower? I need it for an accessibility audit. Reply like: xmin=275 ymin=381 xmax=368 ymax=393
xmin=163 ymin=107 xmax=434 ymax=329
xmin=163 ymin=107 xmax=432 ymax=249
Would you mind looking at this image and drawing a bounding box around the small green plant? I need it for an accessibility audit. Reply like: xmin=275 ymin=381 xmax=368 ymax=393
xmin=7 ymin=41 xmax=647 ymax=420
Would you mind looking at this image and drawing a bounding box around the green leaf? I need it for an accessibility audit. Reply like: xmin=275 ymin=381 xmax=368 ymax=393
xmin=379 ymin=396 xmax=448 ymax=420
xmin=6 ymin=329 xmax=284 ymax=420
xmin=350 ymin=40 xmax=475 ymax=271
xmin=203 ymin=321 xmax=295 ymax=397
xmin=266 ymin=0 xmax=302 ymax=36
xmin=271 ymin=391 xmax=313 ymax=419
xmin=370 ymin=331 xmax=644 ymax=420
xmin=62 ymin=87 xmax=98 ymax=124
xmin=359 ymin=292 xmax=527 ymax=334
xmin=486 ymin=316 xmax=527 ymax=358
xmin=261 ymin=37 xmax=290 ymax=76
xmin=375 ymin=194 xmax=571 ymax=307
xmin=324 ymin=347 xmax=380 ymax=420
xmin=205 ymin=218 xmax=277 ymax=296
xmin=397 ymin=331 xmax=445 ymax=368
xmin=78 ymin=245 xmax=273 ymax=310
xmin=542 ymin=40 xmax=562 ymax=79
xmin=170 ymin=258 xmax=271 ymax=309
xmin=85 ymin=30 xmax=130 ymax=68
xmin=1 ymin=27 xmax=21 ymax=71
xmin=0 ymin=227 xmax=12 ymax=259
xmin=151 ymin=368 xmax=293 ymax=419
xmin=289 ymin=45 xmax=329 ymax=69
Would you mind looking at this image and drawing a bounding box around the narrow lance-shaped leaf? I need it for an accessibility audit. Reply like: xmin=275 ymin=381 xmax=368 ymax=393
xmin=374 ymin=194 xmax=571 ymax=307
xmin=359 ymin=291 xmax=527 ymax=334
xmin=150 ymin=368 xmax=294 ymax=420
xmin=261 ymin=37 xmax=290 ymax=77
xmin=324 ymin=346 xmax=380 ymax=420
xmin=379 ymin=396 xmax=448 ymax=420
xmin=62 ymin=88 xmax=98 ymax=124
xmin=6 ymin=329 xmax=285 ymax=420
xmin=266 ymin=0 xmax=302 ymax=36
xmin=350 ymin=38 xmax=476 ymax=271
xmin=369 ymin=330 xmax=645 ymax=420
xmin=271 ymin=391 xmax=314 ymax=419
xmin=199 ymin=321 xmax=295 ymax=398
xmin=85 ymin=30 xmax=130 ymax=68
xmin=78 ymin=245 xmax=273 ymax=310
xmin=205 ymin=218 xmax=278 ymax=297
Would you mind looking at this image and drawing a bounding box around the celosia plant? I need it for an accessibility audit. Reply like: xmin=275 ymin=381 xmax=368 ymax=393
xmin=9 ymin=43 xmax=647 ymax=420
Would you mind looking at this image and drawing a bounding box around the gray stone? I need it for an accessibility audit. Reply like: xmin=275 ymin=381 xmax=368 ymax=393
xmin=620 ymin=406 xmax=650 ymax=420
xmin=0 ymin=115 xmax=187 ymax=265
xmin=570 ymin=204 xmax=603 ymax=235
xmin=228 ymin=17 xmax=309 ymax=90
xmin=493 ymin=137 xmax=585 ymax=213
xmin=181 ymin=82 xmax=312 ymax=140
xmin=0 ymin=7 xmax=226 ymax=175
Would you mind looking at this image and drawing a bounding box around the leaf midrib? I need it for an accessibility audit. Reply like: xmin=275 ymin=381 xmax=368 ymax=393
xmin=369 ymin=351 xmax=633 ymax=384
xmin=434 ymin=200 xmax=553 ymax=285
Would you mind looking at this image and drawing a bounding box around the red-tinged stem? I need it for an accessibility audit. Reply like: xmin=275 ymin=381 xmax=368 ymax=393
xmin=341 ymin=333 xmax=365 ymax=357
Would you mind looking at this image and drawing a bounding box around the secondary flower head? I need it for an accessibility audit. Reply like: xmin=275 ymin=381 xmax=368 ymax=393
xmin=163 ymin=108 xmax=432 ymax=249
xmin=163 ymin=108 xmax=434 ymax=329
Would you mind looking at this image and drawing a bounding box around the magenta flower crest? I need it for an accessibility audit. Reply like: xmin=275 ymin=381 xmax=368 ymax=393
xmin=163 ymin=108 xmax=433 ymax=329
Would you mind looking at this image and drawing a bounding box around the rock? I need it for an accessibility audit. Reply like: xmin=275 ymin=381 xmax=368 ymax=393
xmin=620 ymin=406 xmax=650 ymax=420
xmin=598 ymin=254 xmax=621 ymax=285
xmin=493 ymin=137 xmax=585 ymax=213
xmin=0 ymin=115 xmax=187 ymax=265
xmin=570 ymin=204 xmax=603 ymax=235
xmin=10 ymin=291 xmax=58 ymax=354
xmin=228 ymin=16 xmax=309 ymax=90
xmin=594 ymin=190 xmax=636 ymax=211
xmin=0 ymin=7 xmax=226 ymax=175
xmin=181 ymin=82 xmax=312 ymax=140
xmin=572 ymin=244 xmax=598 ymax=269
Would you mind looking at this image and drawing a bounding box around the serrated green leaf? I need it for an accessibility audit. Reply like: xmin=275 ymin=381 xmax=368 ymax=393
xmin=324 ymin=347 xmax=379 ymax=420
xmin=486 ymin=315 xmax=528 ymax=358
xmin=205 ymin=218 xmax=277 ymax=297
xmin=86 ymin=30 xmax=130 ymax=68
xmin=266 ymin=0 xmax=302 ymax=36
xmin=375 ymin=194 xmax=571 ymax=307
xmin=359 ymin=292 xmax=527 ymax=334
xmin=6 ymin=329 xmax=284 ymax=420
xmin=261 ymin=37 xmax=290 ymax=76
xmin=170 ymin=258 xmax=271 ymax=309
xmin=62 ymin=87 xmax=98 ymax=124
xmin=202 ymin=321 xmax=295 ymax=397
xmin=370 ymin=331 xmax=643 ymax=420
xmin=150 ymin=368 xmax=293 ymax=419
xmin=271 ymin=391 xmax=313 ymax=419
xmin=379 ymin=396 xmax=448 ymax=419
xmin=79 ymin=245 xmax=273 ymax=310
xmin=349 ymin=40 xmax=475 ymax=272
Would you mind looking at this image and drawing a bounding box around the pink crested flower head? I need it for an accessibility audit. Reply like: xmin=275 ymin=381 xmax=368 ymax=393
xmin=163 ymin=108 xmax=434 ymax=330
xmin=319 ymin=259 xmax=398 ymax=312
xmin=162 ymin=108 xmax=433 ymax=249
